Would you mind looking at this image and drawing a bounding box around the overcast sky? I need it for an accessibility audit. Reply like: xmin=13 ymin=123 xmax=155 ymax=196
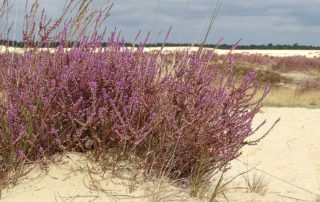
xmin=5 ymin=0 xmax=320 ymax=45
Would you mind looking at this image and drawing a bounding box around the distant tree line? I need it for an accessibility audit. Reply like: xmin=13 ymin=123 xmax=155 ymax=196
xmin=1 ymin=40 xmax=319 ymax=50
xmin=143 ymin=42 xmax=320 ymax=50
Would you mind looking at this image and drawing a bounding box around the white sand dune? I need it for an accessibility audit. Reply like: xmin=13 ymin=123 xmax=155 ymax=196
xmin=1 ymin=45 xmax=320 ymax=58
xmin=1 ymin=107 xmax=320 ymax=201
xmin=223 ymin=107 xmax=320 ymax=201
xmin=144 ymin=47 xmax=320 ymax=58
xmin=214 ymin=49 xmax=320 ymax=58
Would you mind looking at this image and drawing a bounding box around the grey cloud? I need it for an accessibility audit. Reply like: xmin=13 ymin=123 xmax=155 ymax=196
xmin=3 ymin=0 xmax=320 ymax=45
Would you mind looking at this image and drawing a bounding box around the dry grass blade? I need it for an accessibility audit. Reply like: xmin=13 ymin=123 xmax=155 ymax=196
xmin=209 ymin=171 xmax=225 ymax=202
xmin=69 ymin=0 xmax=113 ymax=40
xmin=198 ymin=0 xmax=223 ymax=57
xmin=0 ymin=0 xmax=12 ymax=19
xmin=242 ymin=171 xmax=268 ymax=195
xmin=278 ymin=194 xmax=313 ymax=202
xmin=0 ymin=0 xmax=13 ymax=36
xmin=239 ymin=159 xmax=269 ymax=196
xmin=83 ymin=162 xmax=119 ymax=202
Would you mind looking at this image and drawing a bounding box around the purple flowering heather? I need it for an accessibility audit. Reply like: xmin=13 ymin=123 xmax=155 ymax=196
xmin=0 ymin=35 xmax=271 ymax=188
xmin=0 ymin=3 xmax=274 ymax=195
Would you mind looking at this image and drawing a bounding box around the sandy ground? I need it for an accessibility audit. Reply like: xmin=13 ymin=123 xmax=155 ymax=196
xmin=1 ymin=107 xmax=320 ymax=202
xmin=1 ymin=154 xmax=198 ymax=202
xmin=1 ymin=45 xmax=320 ymax=58
xmin=223 ymin=107 xmax=320 ymax=202
xmin=145 ymin=47 xmax=320 ymax=58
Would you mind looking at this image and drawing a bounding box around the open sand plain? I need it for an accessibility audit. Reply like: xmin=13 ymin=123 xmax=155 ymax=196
xmin=1 ymin=45 xmax=320 ymax=58
xmin=145 ymin=47 xmax=320 ymax=58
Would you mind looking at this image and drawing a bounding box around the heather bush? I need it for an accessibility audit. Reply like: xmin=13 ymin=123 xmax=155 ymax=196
xmin=0 ymin=37 xmax=270 ymax=193
xmin=0 ymin=0 xmax=271 ymax=197
xmin=272 ymin=55 xmax=320 ymax=72
xmin=220 ymin=53 xmax=320 ymax=72
xmin=232 ymin=65 xmax=284 ymax=85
